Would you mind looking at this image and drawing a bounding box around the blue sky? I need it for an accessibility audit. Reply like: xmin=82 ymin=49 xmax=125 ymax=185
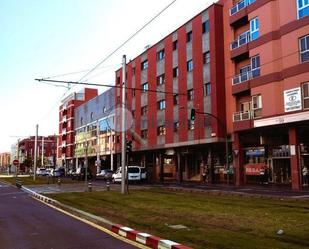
xmin=0 ymin=0 xmax=213 ymax=152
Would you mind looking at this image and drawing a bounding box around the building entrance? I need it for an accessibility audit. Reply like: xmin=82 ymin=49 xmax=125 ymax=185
xmin=269 ymin=158 xmax=291 ymax=185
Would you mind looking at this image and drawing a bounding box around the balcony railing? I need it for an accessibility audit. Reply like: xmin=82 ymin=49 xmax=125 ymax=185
xmin=232 ymin=67 xmax=260 ymax=85
xmin=233 ymin=111 xmax=251 ymax=122
xmin=233 ymin=108 xmax=262 ymax=122
xmin=231 ymin=31 xmax=251 ymax=50
xmin=230 ymin=0 xmax=256 ymax=16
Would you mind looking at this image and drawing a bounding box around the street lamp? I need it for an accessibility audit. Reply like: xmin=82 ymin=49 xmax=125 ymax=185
xmin=190 ymin=108 xmax=230 ymax=184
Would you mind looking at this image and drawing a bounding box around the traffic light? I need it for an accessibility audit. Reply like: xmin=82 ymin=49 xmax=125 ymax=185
xmin=126 ymin=140 xmax=132 ymax=153
xmin=190 ymin=108 xmax=196 ymax=120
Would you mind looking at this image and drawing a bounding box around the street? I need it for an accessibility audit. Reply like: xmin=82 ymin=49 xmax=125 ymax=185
xmin=0 ymin=182 xmax=141 ymax=249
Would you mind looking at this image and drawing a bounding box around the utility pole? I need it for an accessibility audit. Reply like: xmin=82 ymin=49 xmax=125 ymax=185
xmin=96 ymin=120 xmax=100 ymax=174
xmin=16 ymin=139 xmax=20 ymax=177
xmin=85 ymin=128 xmax=89 ymax=187
xmin=34 ymin=124 xmax=38 ymax=181
xmin=110 ymin=129 xmax=114 ymax=171
xmin=121 ymin=55 xmax=127 ymax=194
xmin=41 ymin=136 xmax=44 ymax=167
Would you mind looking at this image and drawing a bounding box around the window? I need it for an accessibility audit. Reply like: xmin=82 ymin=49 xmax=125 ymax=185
xmin=117 ymin=77 xmax=121 ymax=84
xmin=203 ymin=51 xmax=210 ymax=64
xmin=173 ymin=40 xmax=178 ymax=50
xmin=252 ymin=95 xmax=262 ymax=109
xmin=157 ymin=49 xmax=165 ymax=61
xmin=157 ymin=125 xmax=166 ymax=136
xmin=251 ymin=55 xmax=261 ymax=78
xmin=132 ymin=67 xmax=136 ymax=75
xmin=173 ymin=67 xmax=179 ymax=78
xmin=173 ymin=94 xmax=179 ymax=105
xmin=202 ymin=20 xmax=209 ymax=34
xmin=131 ymin=110 xmax=135 ymax=118
xmin=297 ymin=0 xmax=309 ymax=19
xmin=117 ymin=96 xmax=121 ymax=104
xmin=103 ymin=106 xmax=106 ymax=113
xmin=187 ymin=89 xmax=194 ymax=101
xmin=142 ymin=82 xmax=148 ymax=93
xmin=187 ymin=59 xmax=193 ymax=71
xmin=80 ymin=117 xmax=83 ymax=125
xmin=132 ymin=88 xmax=136 ymax=97
xmin=188 ymin=119 xmax=195 ymax=130
xmin=187 ymin=31 xmax=193 ymax=42
xmin=204 ymin=83 xmax=211 ymax=96
xmin=250 ymin=17 xmax=259 ymax=41
xmin=157 ymin=74 xmax=165 ymax=85
xmin=300 ymin=35 xmax=309 ymax=63
xmin=174 ymin=122 xmax=179 ymax=132
xmin=141 ymin=106 xmax=148 ymax=116
xmin=141 ymin=60 xmax=148 ymax=70
xmin=158 ymin=100 xmax=166 ymax=110
xmin=141 ymin=129 xmax=148 ymax=139
xmin=302 ymin=82 xmax=309 ymax=109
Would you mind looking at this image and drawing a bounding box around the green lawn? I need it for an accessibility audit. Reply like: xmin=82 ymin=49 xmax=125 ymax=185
xmin=0 ymin=176 xmax=79 ymax=185
xmin=47 ymin=189 xmax=309 ymax=249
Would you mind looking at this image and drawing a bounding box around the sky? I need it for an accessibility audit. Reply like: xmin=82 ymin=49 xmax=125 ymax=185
xmin=0 ymin=0 xmax=214 ymax=152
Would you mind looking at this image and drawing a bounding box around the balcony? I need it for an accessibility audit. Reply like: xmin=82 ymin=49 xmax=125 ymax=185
xmin=62 ymin=141 xmax=66 ymax=147
xmin=230 ymin=0 xmax=256 ymax=16
xmin=232 ymin=68 xmax=260 ymax=85
xmin=231 ymin=31 xmax=251 ymax=50
xmin=233 ymin=111 xmax=251 ymax=122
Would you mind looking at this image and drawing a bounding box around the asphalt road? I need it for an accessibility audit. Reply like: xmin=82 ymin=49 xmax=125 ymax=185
xmin=0 ymin=182 xmax=139 ymax=249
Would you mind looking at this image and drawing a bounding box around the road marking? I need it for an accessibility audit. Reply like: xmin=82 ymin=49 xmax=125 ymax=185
xmin=291 ymin=195 xmax=309 ymax=199
xmin=34 ymin=197 xmax=150 ymax=249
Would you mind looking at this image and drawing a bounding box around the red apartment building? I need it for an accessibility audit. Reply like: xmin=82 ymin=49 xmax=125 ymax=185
xmin=57 ymin=88 xmax=98 ymax=170
xmin=18 ymin=135 xmax=57 ymax=171
xmin=225 ymin=0 xmax=309 ymax=190
xmin=114 ymin=0 xmax=309 ymax=189
xmin=115 ymin=3 xmax=228 ymax=183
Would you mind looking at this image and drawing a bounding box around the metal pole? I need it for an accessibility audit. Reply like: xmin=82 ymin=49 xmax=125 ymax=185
xmin=96 ymin=120 xmax=100 ymax=174
xmin=41 ymin=136 xmax=44 ymax=167
xmin=34 ymin=124 xmax=38 ymax=181
xmin=225 ymin=134 xmax=229 ymax=185
xmin=16 ymin=139 xmax=20 ymax=177
xmin=121 ymin=55 xmax=127 ymax=194
xmin=85 ymin=132 xmax=88 ymax=186
xmin=110 ymin=129 xmax=114 ymax=171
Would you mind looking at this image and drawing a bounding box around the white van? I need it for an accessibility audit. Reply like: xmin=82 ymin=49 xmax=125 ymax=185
xmin=112 ymin=166 xmax=144 ymax=183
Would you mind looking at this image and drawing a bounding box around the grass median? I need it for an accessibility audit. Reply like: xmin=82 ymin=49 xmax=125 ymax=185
xmin=0 ymin=176 xmax=80 ymax=185
xmin=47 ymin=189 xmax=309 ymax=249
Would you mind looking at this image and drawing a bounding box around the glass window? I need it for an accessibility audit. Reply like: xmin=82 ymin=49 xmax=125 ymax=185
xmin=157 ymin=100 xmax=166 ymax=110
xmin=203 ymin=51 xmax=210 ymax=64
xmin=156 ymin=74 xmax=165 ymax=85
xmin=132 ymin=67 xmax=135 ymax=75
xmin=299 ymin=35 xmax=309 ymax=63
xmin=141 ymin=129 xmax=148 ymax=139
xmin=141 ymin=60 xmax=148 ymax=70
xmin=157 ymin=49 xmax=165 ymax=61
xmin=157 ymin=126 xmax=166 ymax=136
xmin=187 ymin=31 xmax=193 ymax=42
xmin=174 ymin=122 xmax=179 ymax=132
xmin=141 ymin=106 xmax=148 ymax=116
xmin=303 ymin=82 xmax=309 ymax=109
xmin=297 ymin=0 xmax=309 ymax=19
xmin=188 ymin=119 xmax=195 ymax=130
xmin=251 ymin=55 xmax=260 ymax=69
xmin=173 ymin=40 xmax=178 ymax=50
xmin=173 ymin=94 xmax=179 ymax=105
xmin=202 ymin=20 xmax=209 ymax=34
xmin=187 ymin=60 xmax=193 ymax=71
xmin=250 ymin=17 xmax=259 ymax=41
xmin=173 ymin=67 xmax=179 ymax=78
xmin=187 ymin=89 xmax=194 ymax=101
xmin=204 ymin=83 xmax=211 ymax=96
xmin=142 ymin=82 xmax=148 ymax=92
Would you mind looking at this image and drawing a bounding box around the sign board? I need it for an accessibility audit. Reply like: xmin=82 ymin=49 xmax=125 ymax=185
xmin=284 ymin=87 xmax=302 ymax=112
xmin=245 ymin=163 xmax=264 ymax=176
xmin=13 ymin=159 xmax=19 ymax=166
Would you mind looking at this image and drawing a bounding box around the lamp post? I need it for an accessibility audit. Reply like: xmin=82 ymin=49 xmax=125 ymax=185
xmin=191 ymin=109 xmax=230 ymax=185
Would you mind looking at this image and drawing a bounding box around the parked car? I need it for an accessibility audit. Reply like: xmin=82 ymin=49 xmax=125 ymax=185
xmin=49 ymin=168 xmax=62 ymax=177
xmin=71 ymin=167 xmax=91 ymax=180
xmin=36 ymin=168 xmax=48 ymax=176
xmin=112 ymin=166 xmax=145 ymax=183
xmin=97 ymin=169 xmax=114 ymax=180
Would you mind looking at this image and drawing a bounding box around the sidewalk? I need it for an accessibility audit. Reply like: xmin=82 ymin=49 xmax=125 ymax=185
xmin=154 ymin=181 xmax=309 ymax=199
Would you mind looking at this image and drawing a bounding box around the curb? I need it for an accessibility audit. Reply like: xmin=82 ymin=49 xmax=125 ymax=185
xmin=21 ymin=186 xmax=192 ymax=249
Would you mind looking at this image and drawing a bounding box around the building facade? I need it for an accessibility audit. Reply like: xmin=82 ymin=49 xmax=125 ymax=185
xmin=74 ymin=88 xmax=116 ymax=176
xmin=115 ymin=3 xmax=230 ymax=183
xmin=17 ymin=135 xmax=57 ymax=171
xmin=57 ymin=88 xmax=98 ymax=170
xmin=0 ymin=153 xmax=11 ymax=171
xmin=224 ymin=0 xmax=309 ymax=190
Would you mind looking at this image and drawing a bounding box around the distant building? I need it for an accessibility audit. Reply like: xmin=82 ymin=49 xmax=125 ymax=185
xmin=57 ymin=88 xmax=98 ymax=171
xmin=0 ymin=152 xmax=11 ymax=171
xmin=74 ymin=88 xmax=116 ymax=175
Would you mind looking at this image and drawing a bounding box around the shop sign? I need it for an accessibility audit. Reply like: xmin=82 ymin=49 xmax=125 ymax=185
xmin=284 ymin=87 xmax=302 ymax=112
xmin=245 ymin=163 xmax=264 ymax=175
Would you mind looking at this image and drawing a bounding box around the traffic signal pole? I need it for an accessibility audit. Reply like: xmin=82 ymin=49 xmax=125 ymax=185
xmin=191 ymin=109 xmax=230 ymax=185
